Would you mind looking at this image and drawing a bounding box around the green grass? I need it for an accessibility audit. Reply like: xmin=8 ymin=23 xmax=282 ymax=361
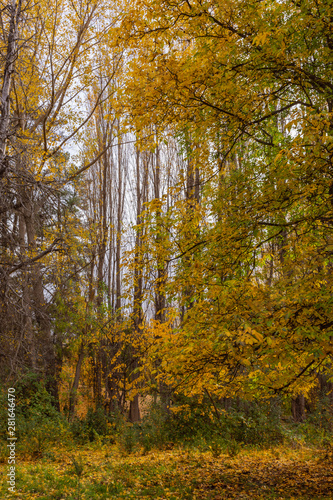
xmin=0 ymin=441 xmax=332 ymax=499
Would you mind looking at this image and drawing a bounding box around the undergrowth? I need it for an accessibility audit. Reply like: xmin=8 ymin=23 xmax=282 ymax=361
xmin=1 ymin=379 xmax=333 ymax=460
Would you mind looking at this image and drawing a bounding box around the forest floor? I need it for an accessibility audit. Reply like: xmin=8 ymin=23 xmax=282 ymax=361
xmin=1 ymin=443 xmax=333 ymax=500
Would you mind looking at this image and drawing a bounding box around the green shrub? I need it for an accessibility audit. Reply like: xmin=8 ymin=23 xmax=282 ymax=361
xmin=124 ymin=396 xmax=285 ymax=453
xmin=0 ymin=373 xmax=69 ymax=458
xmin=216 ymin=400 xmax=284 ymax=446
xmin=70 ymin=407 xmax=122 ymax=444
xmin=117 ymin=423 xmax=138 ymax=454
xmin=209 ymin=439 xmax=224 ymax=458
xmin=70 ymin=407 xmax=107 ymax=443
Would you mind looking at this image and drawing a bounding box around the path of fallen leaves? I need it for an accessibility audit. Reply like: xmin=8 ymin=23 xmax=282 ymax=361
xmin=0 ymin=444 xmax=332 ymax=499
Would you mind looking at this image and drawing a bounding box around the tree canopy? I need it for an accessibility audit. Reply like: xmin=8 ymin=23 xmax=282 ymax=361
xmin=0 ymin=0 xmax=332 ymax=413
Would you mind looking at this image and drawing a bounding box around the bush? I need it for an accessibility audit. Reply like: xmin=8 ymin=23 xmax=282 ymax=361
xmin=70 ymin=407 xmax=107 ymax=443
xmin=216 ymin=400 xmax=284 ymax=446
xmin=0 ymin=373 xmax=69 ymax=458
xmin=117 ymin=423 xmax=138 ymax=454
xmin=115 ymin=402 xmax=176 ymax=454
xmin=119 ymin=396 xmax=285 ymax=454
xmin=70 ymin=407 xmax=121 ymax=444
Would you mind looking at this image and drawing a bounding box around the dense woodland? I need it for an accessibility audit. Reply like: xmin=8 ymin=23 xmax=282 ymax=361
xmin=1 ymin=0 xmax=333 ymax=485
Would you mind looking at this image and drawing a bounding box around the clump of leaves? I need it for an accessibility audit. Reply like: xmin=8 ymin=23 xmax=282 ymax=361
xmin=227 ymin=439 xmax=242 ymax=458
xmin=320 ymin=438 xmax=333 ymax=462
xmin=70 ymin=406 xmax=120 ymax=444
xmin=71 ymin=455 xmax=84 ymax=478
xmin=0 ymin=442 xmax=7 ymax=464
xmin=70 ymin=455 xmax=84 ymax=500
xmin=43 ymin=450 xmax=56 ymax=462
xmin=209 ymin=439 xmax=224 ymax=458
xmin=25 ymin=430 xmax=48 ymax=458
xmin=117 ymin=423 xmax=138 ymax=455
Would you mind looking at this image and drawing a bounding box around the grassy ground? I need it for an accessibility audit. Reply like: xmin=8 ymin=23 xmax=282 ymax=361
xmin=1 ymin=442 xmax=333 ymax=499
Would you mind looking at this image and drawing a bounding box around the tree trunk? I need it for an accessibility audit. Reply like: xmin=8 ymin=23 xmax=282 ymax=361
xmin=129 ymin=393 xmax=140 ymax=423
xmin=23 ymin=191 xmax=59 ymax=406
xmin=68 ymin=342 xmax=85 ymax=420
xmin=127 ymin=147 xmax=145 ymax=423
xmin=0 ymin=0 xmax=22 ymax=178
xmin=292 ymin=394 xmax=305 ymax=422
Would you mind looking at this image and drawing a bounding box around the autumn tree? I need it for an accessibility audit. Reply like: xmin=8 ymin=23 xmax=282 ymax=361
xmin=0 ymin=0 xmax=117 ymax=406
xmin=114 ymin=0 xmax=333 ymax=401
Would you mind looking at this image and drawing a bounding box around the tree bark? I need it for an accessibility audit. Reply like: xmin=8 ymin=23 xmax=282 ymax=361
xmin=292 ymin=394 xmax=305 ymax=422
xmin=0 ymin=0 xmax=22 ymax=178
xmin=68 ymin=342 xmax=85 ymax=420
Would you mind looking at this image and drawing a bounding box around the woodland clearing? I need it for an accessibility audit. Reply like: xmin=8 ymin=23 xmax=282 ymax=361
xmin=1 ymin=443 xmax=333 ymax=500
xmin=1 ymin=0 xmax=333 ymax=498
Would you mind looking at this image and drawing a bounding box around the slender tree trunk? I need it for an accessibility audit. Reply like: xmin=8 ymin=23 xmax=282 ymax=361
xmin=22 ymin=189 xmax=58 ymax=406
xmin=115 ymin=123 xmax=122 ymax=313
xmin=68 ymin=342 xmax=85 ymax=420
xmin=18 ymin=213 xmax=37 ymax=370
xmin=129 ymin=147 xmax=145 ymax=422
xmin=292 ymin=394 xmax=305 ymax=422
xmin=0 ymin=0 xmax=22 ymax=178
